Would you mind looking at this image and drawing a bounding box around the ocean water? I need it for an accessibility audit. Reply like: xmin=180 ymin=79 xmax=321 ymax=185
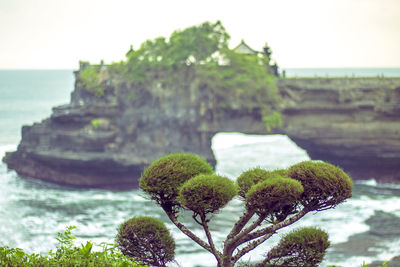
xmin=0 ymin=70 xmax=75 ymax=145
xmin=1 ymin=69 xmax=400 ymax=267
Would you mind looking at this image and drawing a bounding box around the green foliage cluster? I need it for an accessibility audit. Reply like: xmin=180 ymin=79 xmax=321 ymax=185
xmin=287 ymin=161 xmax=353 ymax=211
xmin=139 ymin=152 xmax=213 ymax=213
xmin=179 ymin=173 xmax=237 ymax=214
xmin=124 ymin=21 xmax=230 ymax=82
xmin=246 ymin=176 xmax=303 ymax=220
xmin=0 ymin=226 xmax=145 ymax=267
xmin=129 ymin=153 xmax=353 ymax=266
xmin=116 ymin=217 xmax=175 ymax=267
xmin=360 ymin=261 xmax=392 ymax=267
xmin=107 ymin=21 xmax=280 ymax=129
xmin=194 ymin=48 xmax=279 ymax=111
xmin=78 ymin=67 xmax=105 ymax=97
xmin=262 ymin=227 xmax=330 ymax=266
xmin=91 ymin=118 xmax=108 ymax=129
xmin=262 ymin=111 xmax=283 ymax=132
xmin=237 ymin=168 xmax=287 ymax=198
xmin=107 ymin=60 xmax=125 ymax=75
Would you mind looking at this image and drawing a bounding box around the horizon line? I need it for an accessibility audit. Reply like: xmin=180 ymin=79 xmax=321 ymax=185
xmin=1 ymin=66 xmax=400 ymax=71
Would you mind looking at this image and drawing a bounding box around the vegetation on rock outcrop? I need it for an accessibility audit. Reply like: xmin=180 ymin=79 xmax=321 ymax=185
xmin=78 ymin=21 xmax=281 ymax=131
xmin=78 ymin=67 xmax=105 ymax=97
xmin=122 ymin=21 xmax=279 ymax=117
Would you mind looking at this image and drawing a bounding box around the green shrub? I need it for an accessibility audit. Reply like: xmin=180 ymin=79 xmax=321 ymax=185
xmin=237 ymin=168 xmax=272 ymax=198
xmin=271 ymin=168 xmax=288 ymax=177
xmin=0 ymin=226 xmax=145 ymax=267
xmin=91 ymin=118 xmax=108 ymax=129
xmin=91 ymin=118 xmax=101 ymax=129
xmin=179 ymin=173 xmax=237 ymax=214
xmin=246 ymin=176 xmax=303 ymax=220
xmin=237 ymin=168 xmax=288 ymax=198
xmin=262 ymin=227 xmax=330 ymax=267
xmin=108 ymin=60 xmax=126 ymax=74
xmin=116 ymin=217 xmax=175 ymax=267
xmin=262 ymin=111 xmax=282 ymax=132
xmin=139 ymin=152 xmax=213 ymax=213
xmin=287 ymin=161 xmax=353 ymax=211
xmin=78 ymin=67 xmax=104 ymax=97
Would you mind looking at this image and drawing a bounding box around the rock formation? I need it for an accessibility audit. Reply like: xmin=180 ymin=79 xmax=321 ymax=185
xmin=3 ymin=66 xmax=267 ymax=189
xmin=3 ymin=66 xmax=400 ymax=188
xmin=278 ymin=78 xmax=400 ymax=184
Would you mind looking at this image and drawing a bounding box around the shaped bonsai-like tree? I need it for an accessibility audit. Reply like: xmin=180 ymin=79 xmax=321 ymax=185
xmin=118 ymin=152 xmax=352 ymax=267
xmin=116 ymin=216 xmax=175 ymax=267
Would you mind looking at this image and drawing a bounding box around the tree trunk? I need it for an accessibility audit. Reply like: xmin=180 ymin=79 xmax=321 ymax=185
xmin=220 ymin=246 xmax=235 ymax=267
xmin=219 ymin=259 xmax=234 ymax=267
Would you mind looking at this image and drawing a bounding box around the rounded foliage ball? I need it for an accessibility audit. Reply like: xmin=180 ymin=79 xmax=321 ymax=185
xmin=116 ymin=216 xmax=175 ymax=266
xmin=266 ymin=227 xmax=330 ymax=266
xmin=271 ymin=168 xmax=288 ymax=177
xmin=237 ymin=168 xmax=272 ymax=198
xmin=179 ymin=174 xmax=237 ymax=214
xmin=245 ymin=175 xmax=303 ymax=217
xmin=287 ymin=161 xmax=353 ymax=210
xmin=139 ymin=153 xmax=214 ymax=208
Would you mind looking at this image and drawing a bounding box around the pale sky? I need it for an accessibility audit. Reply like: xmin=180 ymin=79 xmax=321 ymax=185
xmin=0 ymin=0 xmax=399 ymax=69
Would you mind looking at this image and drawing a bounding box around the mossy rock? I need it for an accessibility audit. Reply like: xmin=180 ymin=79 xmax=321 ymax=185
xmin=116 ymin=216 xmax=175 ymax=266
xmin=179 ymin=174 xmax=237 ymax=214
xmin=287 ymin=161 xmax=353 ymax=210
xmin=139 ymin=153 xmax=214 ymax=211
xmin=245 ymin=175 xmax=303 ymax=218
xmin=265 ymin=227 xmax=330 ymax=267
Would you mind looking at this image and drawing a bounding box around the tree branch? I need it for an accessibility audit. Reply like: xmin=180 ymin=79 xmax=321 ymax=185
xmin=192 ymin=213 xmax=203 ymax=226
xmin=233 ymin=232 xmax=274 ymax=263
xmin=200 ymin=213 xmax=222 ymax=261
xmin=231 ymin=214 xmax=266 ymax=245
xmin=222 ymin=210 xmax=259 ymax=266
xmin=238 ymin=208 xmax=309 ymax=245
xmin=163 ymin=209 xmax=214 ymax=255
xmin=226 ymin=209 xmax=255 ymax=241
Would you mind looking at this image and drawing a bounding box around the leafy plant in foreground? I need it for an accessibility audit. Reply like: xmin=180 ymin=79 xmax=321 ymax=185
xmin=118 ymin=152 xmax=353 ymax=266
xmin=0 ymin=226 xmax=145 ymax=267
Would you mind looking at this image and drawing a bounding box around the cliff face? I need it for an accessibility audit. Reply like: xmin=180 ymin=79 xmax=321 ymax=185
xmin=278 ymin=78 xmax=400 ymax=183
xmin=3 ymin=67 xmax=266 ymax=189
xmin=3 ymin=70 xmax=400 ymax=188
